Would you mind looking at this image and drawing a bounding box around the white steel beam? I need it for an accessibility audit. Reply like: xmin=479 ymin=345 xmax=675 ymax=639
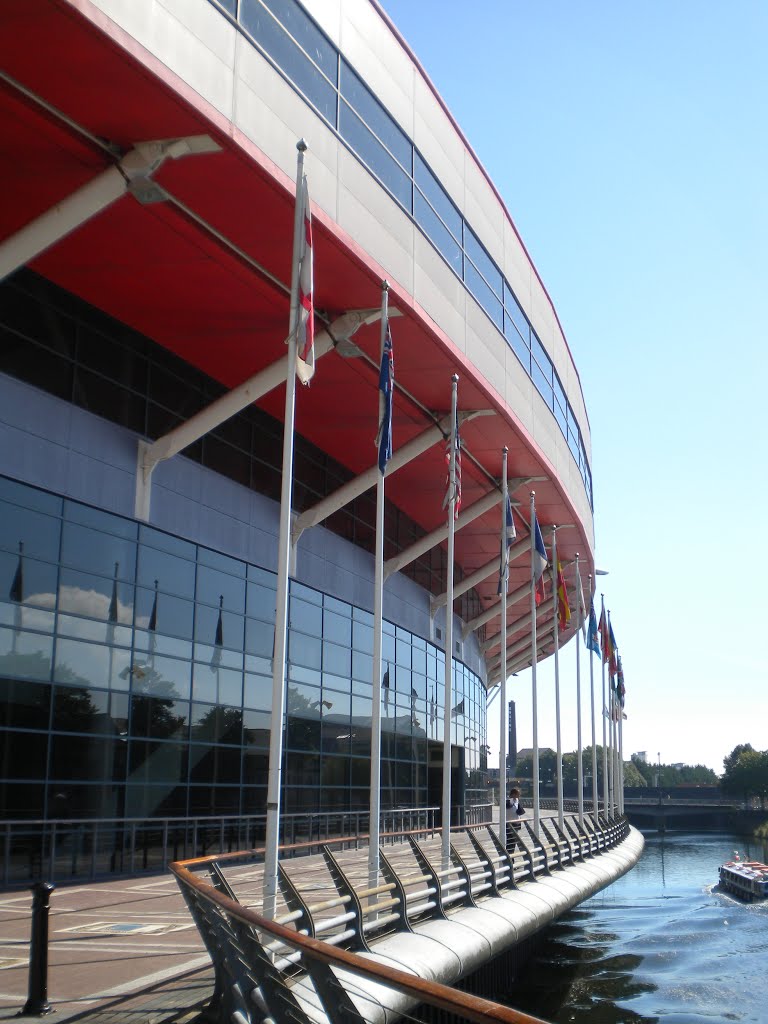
xmin=481 ymin=557 xmax=574 ymax=653
xmin=134 ymin=308 xmax=389 ymax=520
xmin=431 ymin=532 xmax=529 ymax=616
xmin=462 ymin=578 xmax=530 ymax=638
xmin=385 ymin=488 xmax=504 ymax=581
xmin=291 ymin=409 xmax=494 ymax=546
xmin=487 ymin=631 xmax=556 ymax=686
xmin=0 ymin=136 xmax=219 ymax=281
xmin=485 ymin=596 xmax=555 ymax=674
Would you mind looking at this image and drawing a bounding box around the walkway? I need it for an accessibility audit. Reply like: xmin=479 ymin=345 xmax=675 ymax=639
xmin=0 ymin=873 xmax=212 ymax=1022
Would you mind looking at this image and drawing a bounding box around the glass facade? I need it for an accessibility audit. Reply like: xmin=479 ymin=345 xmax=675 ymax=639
xmin=210 ymin=0 xmax=593 ymax=509
xmin=0 ymin=476 xmax=489 ymax=821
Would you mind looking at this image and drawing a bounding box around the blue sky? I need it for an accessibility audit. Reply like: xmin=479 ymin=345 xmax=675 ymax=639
xmin=381 ymin=0 xmax=767 ymax=773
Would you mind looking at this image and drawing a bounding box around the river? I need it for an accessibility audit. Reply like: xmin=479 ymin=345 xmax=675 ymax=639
xmin=512 ymin=830 xmax=768 ymax=1024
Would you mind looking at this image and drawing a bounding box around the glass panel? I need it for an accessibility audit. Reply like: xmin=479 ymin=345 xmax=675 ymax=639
xmin=260 ymin=0 xmax=337 ymax=80
xmin=531 ymin=358 xmax=554 ymax=410
xmin=322 ymin=639 xmax=350 ymax=677
xmin=59 ymin=567 xmax=134 ymax=627
xmin=339 ymin=101 xmax=412 ymax=209
xmin=503 ymin=285 xmax=530 ymax=342
xmin=323 ymin=609 xmax=350 ymax=646
xmin=3 ymin=733 xmax=49 ymax=778
xmin=247 ymin=580 xmax=276 ymax=621
xmin=531 ymin=331 xmax=551 ymax=380
xmin=243 ymin=707 xmax=271 ymax=745
xmin=340 ymin=60 xmax=410 ymax=169
xmin=0 ymin=678 xmax=51 ymax=729
xmin=240 ymin=0 xmax=336 ymax=123
xmin=464 ymin=228 xmax=502 ymax=299
xmin=65 ymin=501 xmax=137 ymax=541
xmin=192 ymin=663 xmax=243 ymax=705
xmin=0 ymin=627 xmax=54 ymax=680
xmin=414 ymin=189 xmax=463 ymax=274
xmin=137 ymin=545 xmax=196 ymax=599
xmin=131 ymin=653 xmax=191 ymax=701
xmin=195 ymin=564 xmax=246 ymax=613
xmin=465 ymin=261 xmax=503 ymax=329
xmin=0 ymin=551 xmax=58 ymax=618
xmin=289 ymin=630 xmax=321 ymax=669
xmin=0 ymin=502 xmax=61 ymax=562
xmin=54 ymin=637 xmax=131 ymax=691
xmin=414 ymin=152 xmax=462 ymax=238
xmin=289 ymin=597 xmax=322 ymax=635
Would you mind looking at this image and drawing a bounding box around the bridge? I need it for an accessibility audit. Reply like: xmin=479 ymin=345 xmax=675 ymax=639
xmin=622 ymin=797 xmax=754 ymax=831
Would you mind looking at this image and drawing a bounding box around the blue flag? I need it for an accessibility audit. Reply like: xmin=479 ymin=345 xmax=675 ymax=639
xmin=532 ymin=513 xmax=547 ymax=604
xmin=376 ymin=322 xmax=394 ymax=474
xmin=497 ymin=494 xmax=516 ymax=595
xmin=586 ymin=600 xmax=600 ymax=656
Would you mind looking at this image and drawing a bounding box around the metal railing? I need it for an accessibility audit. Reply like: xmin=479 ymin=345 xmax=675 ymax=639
xmin=0 ymin=806 xmax=438 ymax=888
xmin=171 ymin=813 xmax=631 ymax=1024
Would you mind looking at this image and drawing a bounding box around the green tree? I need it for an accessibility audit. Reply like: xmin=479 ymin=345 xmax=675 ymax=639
xmin=722 ymin=745 xmax=768 ymax=808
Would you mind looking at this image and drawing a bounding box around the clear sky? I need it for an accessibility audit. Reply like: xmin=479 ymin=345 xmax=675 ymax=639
xmin=380 ymin=0 xmax=767 ymax=774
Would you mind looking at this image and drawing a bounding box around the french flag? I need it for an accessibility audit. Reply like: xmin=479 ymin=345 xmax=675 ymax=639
xmin=532 ymin=514 xmax=548 ymax=605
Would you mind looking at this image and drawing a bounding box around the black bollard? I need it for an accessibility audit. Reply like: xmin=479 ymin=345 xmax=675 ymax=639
xmin=20 ymin=881 xmax=55 ymax=1017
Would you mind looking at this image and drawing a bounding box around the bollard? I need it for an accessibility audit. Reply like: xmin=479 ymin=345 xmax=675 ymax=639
xmin=20 ymin=881 xmax=55 ymax=1017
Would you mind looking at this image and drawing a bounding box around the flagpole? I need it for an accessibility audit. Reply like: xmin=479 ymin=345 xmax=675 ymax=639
xmin=551 ymin=527 xmax=564 ymax=831
xmin=608 ymin=610 xmax=618 ymax=818
xmin=589 ymin=577 xmax=599 ymax=825
xmin=263 ymin=139 xmax=306 ymax=919
xmin=600 ymin=593 xmax=609 ymax=819
xmin=368 ymin=281 xmax=389 ymax=898
xmin=441 ymin=373 xmax=458 ymax=868
xmin=499 ymin=447 xmax=508 ymax=844
xmin=529 ymin=491 xmax=540 ymax=836
xmin=575 ymin=554 xmax=584 ymax=827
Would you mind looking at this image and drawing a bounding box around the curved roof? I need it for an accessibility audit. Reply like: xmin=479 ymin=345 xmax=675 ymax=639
xmin=0 ymin=0 xmax=595 ymax=671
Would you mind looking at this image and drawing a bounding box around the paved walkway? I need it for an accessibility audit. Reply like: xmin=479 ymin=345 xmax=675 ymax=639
xmin=0 ymin=873 xmax=214 ymax=1022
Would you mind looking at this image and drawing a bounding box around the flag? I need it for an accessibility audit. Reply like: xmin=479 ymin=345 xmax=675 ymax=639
xmin=616 ymin=656 xmax=625 ymax=709
xmin=598 ymin=602 xmax=618 ymax=675
xmin=532 ymin=514 xmax=547 ymax=605
xmin=586 ymin=600 xmax=600 ymax=656
xmin=429 ymin=687 xmax=437 ymax=728
xmin=295 ymin=174 xmax=315 ymax=385
xmin=577 ymin=570 xmax=587 ymax=641
xmin=556 ymin=560 xmax=571 ymax=630
xmin=451 ymin=698 xmax=465 ymax=717
xmin=376 ymin=321 xmax=394 ymax=474
xmin=442 ymin=411 xmax=462 ymax=518
xmin=608 ymin=616 xmax=618 ymax=678
xmin=9 ymin=542 xmax=23 ymax=603
xmin=210 ymin=595 xmax=223 ymax=671
xmin=382 ymin=664 xmax=390 ymax=712
xmin=148 ymin=579 xmax=158 ymax=632
xmin=497 ymin=494 xmax=516 ymax=595
xmin=108 ymin=564 xmax=119 ymax=625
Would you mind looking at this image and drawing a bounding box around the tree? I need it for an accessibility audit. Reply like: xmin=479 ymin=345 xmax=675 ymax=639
xmin=722 ymin=745 xmax=768 ymax=808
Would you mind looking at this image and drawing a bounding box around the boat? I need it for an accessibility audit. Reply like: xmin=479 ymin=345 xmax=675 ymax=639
xmin=718 ymin=857 xmax=768 ymax=901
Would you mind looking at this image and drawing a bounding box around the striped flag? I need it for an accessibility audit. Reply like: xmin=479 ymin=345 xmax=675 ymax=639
xmin=442 ymin=413 xmax=462 ymax=518
xmin=376 ymin=321 xmax=394 ymax=473
xmin=532 ymin=514 xmax=548 ymax=605
xmin=556 ymin=559 xmax=571 ymax=630
xmin=295 ymin=174 xmax=315 ymax=385
xmin=497 ymin=494 xmax=516 ymax=595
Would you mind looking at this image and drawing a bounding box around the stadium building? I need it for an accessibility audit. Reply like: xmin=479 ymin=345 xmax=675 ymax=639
xmin=0 ymin=0 xmax=594 ymax=831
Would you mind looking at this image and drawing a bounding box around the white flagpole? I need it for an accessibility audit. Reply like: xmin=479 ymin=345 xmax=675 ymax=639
xmin=618 ymin=670 xmax=625 ymax=815
xmin=575 ymin=554 xmax=584 ymax=827
xmin=552 ymin=527 xmax=564 ymax=831
xmin=368 ymin=281 xmax=389 ymax=897
xmin=589 ymin=576 xmax=599 ymax=824
xmin=263 ymin=139 xmax=307 ymax=919
xmin=499 ymin=447 xmax=509 ymax=844
xmin=441 ymin=373 xmax=458 ymax=867
xmin=530 ymin=491 xmax=540 ymax=835
xmin=600 ymin=593 xmax=609 ymax=818
xmin=607 ymin=609 xmax=616 ymax=818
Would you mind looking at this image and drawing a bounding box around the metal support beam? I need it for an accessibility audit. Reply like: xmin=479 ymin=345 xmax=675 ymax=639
xmin=134 ymin=308 xmax=386 ymax=520
xmin=291 ymin=409 xmax=494 ymax=547
xmin=386 ymin=488 xmax=503 ymax=581
xmin=481 ymin=557 xmax=575 ymax=653
xmin=487 ymin=625 xmax=557 ymax=685
xmin=432 ymin=533 xmax=529 ymax=617
xmin=462 ymin=578 xmax=530 ymax=639
xmin=485 ymin=596 xmax=555 ymax=674
xmin=0 ymin=135 xmax=219 ymax=281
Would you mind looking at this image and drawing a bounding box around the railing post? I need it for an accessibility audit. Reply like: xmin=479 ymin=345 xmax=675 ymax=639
xmin=22 ymin=881 xmax=55 ymax=1017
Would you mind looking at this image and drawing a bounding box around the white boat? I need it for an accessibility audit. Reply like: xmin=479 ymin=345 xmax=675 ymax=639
xmin=718 ymin=858 xmax=768 ymax=901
